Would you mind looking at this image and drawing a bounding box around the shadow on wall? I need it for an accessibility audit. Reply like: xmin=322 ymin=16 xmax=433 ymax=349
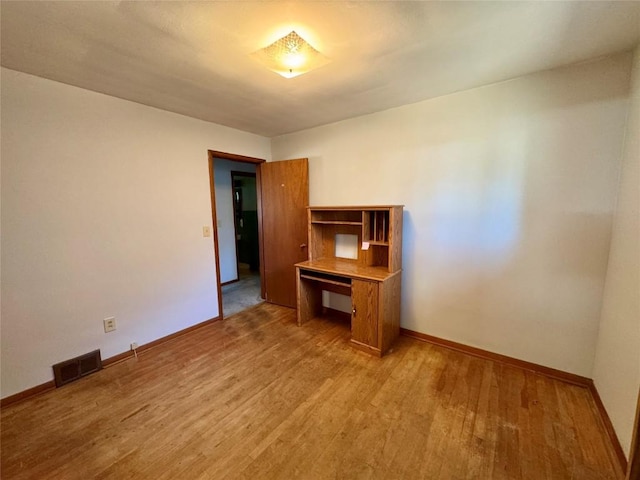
xmin=400 ymin=120 xmax=615 ymax=373
xmin=428 ymin=141 xmax=524 ymax=255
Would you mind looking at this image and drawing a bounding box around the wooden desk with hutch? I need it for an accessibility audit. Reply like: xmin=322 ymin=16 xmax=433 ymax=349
xmin=295 ymin=206 xmax=403 ymax=356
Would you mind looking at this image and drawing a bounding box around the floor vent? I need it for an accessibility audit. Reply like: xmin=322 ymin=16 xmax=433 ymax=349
xmin=52 ymin=350 xmax=102 ymax=387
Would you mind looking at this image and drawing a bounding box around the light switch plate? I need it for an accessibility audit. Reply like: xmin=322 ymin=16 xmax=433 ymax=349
xmin=203 ymin=226 xmax=211 ymax=237
xmin=103 ymin=317 xmax=116 ymax=333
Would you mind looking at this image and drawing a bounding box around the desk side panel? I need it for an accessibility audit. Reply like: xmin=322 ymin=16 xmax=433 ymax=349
xmin=380 ymin=272 xmax=402 ymax=354
xmin=297 ymin=268 xmax=323 ymax=326
xmin=389 ymin=206 xmax=403 ymax=273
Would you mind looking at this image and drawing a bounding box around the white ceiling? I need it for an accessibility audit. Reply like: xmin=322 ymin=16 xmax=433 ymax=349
xmin=2 ymin=1 xmax=639 ymax=137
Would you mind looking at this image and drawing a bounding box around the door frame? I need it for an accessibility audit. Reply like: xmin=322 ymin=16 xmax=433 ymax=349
xmin=627 ymin=387 xmax=640 ymax=479
xmin=208 ymin=150 xmax=265 ymax=320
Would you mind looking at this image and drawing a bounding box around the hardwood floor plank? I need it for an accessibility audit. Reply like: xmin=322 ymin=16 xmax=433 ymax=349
xmin=1 ymin=303 xmax=622 ymax=480
xmin=466 ymin=359 xmax=499 ymax=479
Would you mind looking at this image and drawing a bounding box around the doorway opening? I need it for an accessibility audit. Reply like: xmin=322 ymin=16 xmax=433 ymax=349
xmin=208 ymin=151 xmax=309 ymax=316
xmin=223 ymin=171 xmax=261 ymax=316
xmin=208 ymin=151 xmax=265 ymax=319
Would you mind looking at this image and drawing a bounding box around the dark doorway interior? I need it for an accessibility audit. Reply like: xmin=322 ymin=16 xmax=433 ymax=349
xmin=231 ymin=172 xmax=259 ymax=273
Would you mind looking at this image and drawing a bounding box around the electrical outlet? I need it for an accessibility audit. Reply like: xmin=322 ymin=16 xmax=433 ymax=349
xmin=103 ymin=317 xmax=116 ymax=333
xmin=130 ymin=342 xmax=138 ymax=351
xmin=203 ymin=226 xmax=211 ymax=237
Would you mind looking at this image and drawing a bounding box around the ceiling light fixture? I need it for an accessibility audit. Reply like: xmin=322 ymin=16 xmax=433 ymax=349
xmin=252 ymin=30 xmax=329 ymax=79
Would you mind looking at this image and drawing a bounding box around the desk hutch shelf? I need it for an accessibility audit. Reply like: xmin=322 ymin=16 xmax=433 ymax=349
xmin=296 ymin=206 xmax=403 ymax=356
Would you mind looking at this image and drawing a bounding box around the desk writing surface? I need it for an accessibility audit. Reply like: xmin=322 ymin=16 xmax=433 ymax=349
xmin=295 ymin=258 xmax=397 ymax=282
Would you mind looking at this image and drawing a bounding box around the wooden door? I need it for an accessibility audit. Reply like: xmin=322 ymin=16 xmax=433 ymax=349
xmin=259 ymin=158 xmax=309 ymax=308
xmin=351 ymin=279 xmax=379 ymax=347
xmin=628 ymin=388 xmax=640 ymax=480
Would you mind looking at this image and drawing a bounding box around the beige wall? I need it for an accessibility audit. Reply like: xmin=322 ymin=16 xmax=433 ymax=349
xmin=592 ymin=46 xmax=640 ymax=457
xmin=0 ymin=68 xmax=270 ymax=398
xmin=272 ymin=53 xmax=632 ymax=377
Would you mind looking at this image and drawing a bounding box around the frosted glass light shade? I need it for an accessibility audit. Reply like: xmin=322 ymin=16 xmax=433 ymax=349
xmin=252 ymin=31 xmax=329 ymax=78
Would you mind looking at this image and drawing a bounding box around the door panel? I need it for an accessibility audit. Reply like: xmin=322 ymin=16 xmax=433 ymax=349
xmin=259 ymin=158 xmax=309 ymax=308
xmin=351 ymin=279 xmax=379 ymax=347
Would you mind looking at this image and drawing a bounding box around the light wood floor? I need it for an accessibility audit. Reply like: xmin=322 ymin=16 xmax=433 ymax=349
xmin=1 ymin=303 xmax=621 ymax=479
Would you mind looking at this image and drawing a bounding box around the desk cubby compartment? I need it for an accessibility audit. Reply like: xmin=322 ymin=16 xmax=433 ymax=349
xmin=362 ymin=210 xmax=394 ymax=270
xmin=364 ymin=210 xmax=389 ymax=244
xmin=309 ymin=221 xmax=362 ymax=261
xmin=365 ymin=244 xmax=389 ymax=269
xmin=310 ymin=209 xmax=362 ymax=225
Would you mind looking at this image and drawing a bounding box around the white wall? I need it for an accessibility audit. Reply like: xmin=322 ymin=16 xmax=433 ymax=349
xmin=0 ymin=68 xmax=270 ymax=398
xmin=272 ymin=53 xmax=632 ymax=377
xmin=592 ymin=46 xmax=640 ymax=458
xmin=213 ymin=159 xmax=256 ymax=283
